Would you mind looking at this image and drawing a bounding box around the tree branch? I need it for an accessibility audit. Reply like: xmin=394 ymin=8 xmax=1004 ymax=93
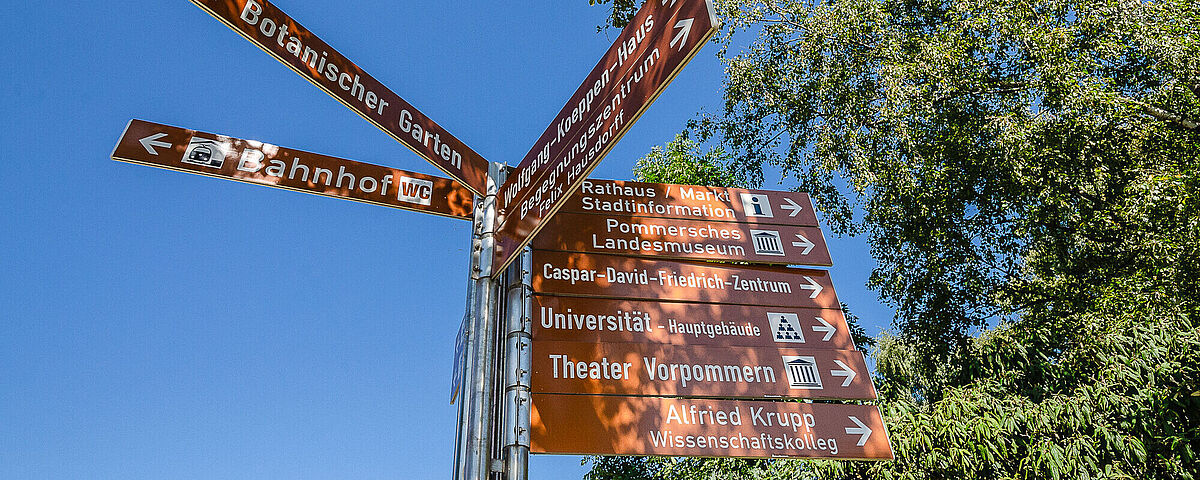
xmin=1118 ymin=96 xmax=1198 ymax=130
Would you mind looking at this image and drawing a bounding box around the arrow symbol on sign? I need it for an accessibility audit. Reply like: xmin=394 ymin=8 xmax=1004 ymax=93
xmin=799 ymin=276 xmax=823 ymax=299
xmin=780 ymin=197 xmax=804 ymax=217
xmin=813 ymin=317 xmax=836 ymax=341
xmin=791 ymin=234 xmax=815 ymax=255
xmin=831 ymin=360 xmax=856 ymax=387
xmin=139 ymin=133 xmax=171 ymax=155
xmin=846 ymin=416 xmax=873 ymax=446
xmin=670 ymin=18 xmax=694 ymax=51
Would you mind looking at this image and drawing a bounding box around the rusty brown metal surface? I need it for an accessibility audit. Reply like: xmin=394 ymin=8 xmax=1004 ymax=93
xmin=112 ymin=119 xmax=474 ymax=219
xmin=492 ymin=0 xmax=720 ymax=273
xmin=531 ymin=212 xmax=832 ymax=266
xmin=532 ymin=250 xmax=841 ymax=309
xmin=531 ymin=296 xmax=857 ymax=350
xmin=531 ymin=394 xmax=894 ymax=460
xmin=189 ymin=0 xmax=489 ymax=196
xmin=530 ymin=340 xmax=875 ymax=400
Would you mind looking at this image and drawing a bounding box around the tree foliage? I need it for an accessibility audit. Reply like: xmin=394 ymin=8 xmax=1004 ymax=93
xmin=632 ymin=134 xmax=749 ymax=188
xmin=588 ymin=0 xmax=640 ymax=32
xmin=584 ymin=0 xmax=1200 ymax=477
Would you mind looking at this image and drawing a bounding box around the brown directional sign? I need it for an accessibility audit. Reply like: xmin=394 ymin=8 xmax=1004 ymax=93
xmin=561 ymin=179 xmax=821 ymax=227
xmin=189 ymin=0 xmax=489 ymax=196
xmin=531 ymin=341 xmax=874 ymax=400
xmin=112 ymin=119 xmax=473 ymax=219
xmin=531 ymin=394 xmax=894 ymax=459
xmin=492 ymin=0 xmax=721 ymax=274
xmin=532 ymin=212 xmax=832 ymax=266
xmin=532 ymin=250 xmax=840 ymax=309
xmin=532 ymin=296 xmax=857 ymax=350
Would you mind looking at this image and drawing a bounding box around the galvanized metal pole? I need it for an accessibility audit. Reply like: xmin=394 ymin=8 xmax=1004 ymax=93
xmin=453 ymin=162 xmax=505 ymax=480
xmin=502 ymin=248 xmax=533 ymax=480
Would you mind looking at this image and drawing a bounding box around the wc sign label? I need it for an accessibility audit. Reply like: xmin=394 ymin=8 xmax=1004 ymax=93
xmin=397 ymin=176 xmax=434 ymax=206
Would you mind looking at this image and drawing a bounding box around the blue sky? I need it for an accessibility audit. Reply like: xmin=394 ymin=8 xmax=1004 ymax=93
xmin=0 ymin=1 xmax=892 ymax=478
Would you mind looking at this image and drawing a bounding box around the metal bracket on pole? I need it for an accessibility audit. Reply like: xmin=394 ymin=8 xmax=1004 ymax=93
xmin=454 ymin=162 xmax=506 ymax=480
xmin=501 ymin=248 xmax=533 ymax=480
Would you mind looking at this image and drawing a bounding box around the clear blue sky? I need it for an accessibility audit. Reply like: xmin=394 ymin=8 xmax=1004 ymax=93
xmin=0 ymin=1 xmax=892 ymax=478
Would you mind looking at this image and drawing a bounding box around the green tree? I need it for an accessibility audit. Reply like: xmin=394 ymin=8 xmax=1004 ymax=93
xmin=631 ymin=134 xmax=748 ymax=188
xmin=583 ymin=0 xmax=1200 ymax=477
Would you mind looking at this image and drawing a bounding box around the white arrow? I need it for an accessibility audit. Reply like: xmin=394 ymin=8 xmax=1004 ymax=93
xmin=139 ymin=133 xmax=171 ymax=155
xmin=830 ymin=360 xmax=856 ymax=387
xmin=791 ymin=234 xmax=815 ymax=255
xmin=846 ymin=416 xmax=873 ymax=446
xmin=812 ymin=317 xmax=836 ymax=341
xmin=799 ymin=276 xmax=823 ymax=299
xmin=670 ymin=18 xmax=693 ymax=51
xmin=780 ymin=197 xmax=804 ymax=217
xmin=660 ymin=0 xmax=679 ymax=6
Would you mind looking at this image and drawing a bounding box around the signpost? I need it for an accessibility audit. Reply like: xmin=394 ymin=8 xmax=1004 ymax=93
xmin=530 ymin=341 xmax=874 ymax=399
xmin=491 ymin=0 xmax=721 ymax=273
xmin=112 ymin=119 xmax=474 ymax=219
xmin=116 ymin=0 xmax=894 ymax=476
xmin=532 ymin=250 xmax=840 ymax=309
xmin=532 ymin=212 xmax=832 ymax=265
xmin=531 ymin=295 xmax=858 ymax=350
xmin=530 ymin=394 xmax=893 ymax=459
xmin=188 ymin=0 xmax=490 ymax=196
xmin=522 ymin=175 xmax=893 ymax=460
xmin=559 ymin=179 xmax=820 ymax=227
xmin=526 ymin=194 xmax=894 ymax=461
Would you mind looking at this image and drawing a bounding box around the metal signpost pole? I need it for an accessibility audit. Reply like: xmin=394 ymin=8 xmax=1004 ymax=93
xmin=454 ymin=163 xmax=506 ymax=480
xmin=502 ymin=249 xmax=533 ymax=480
